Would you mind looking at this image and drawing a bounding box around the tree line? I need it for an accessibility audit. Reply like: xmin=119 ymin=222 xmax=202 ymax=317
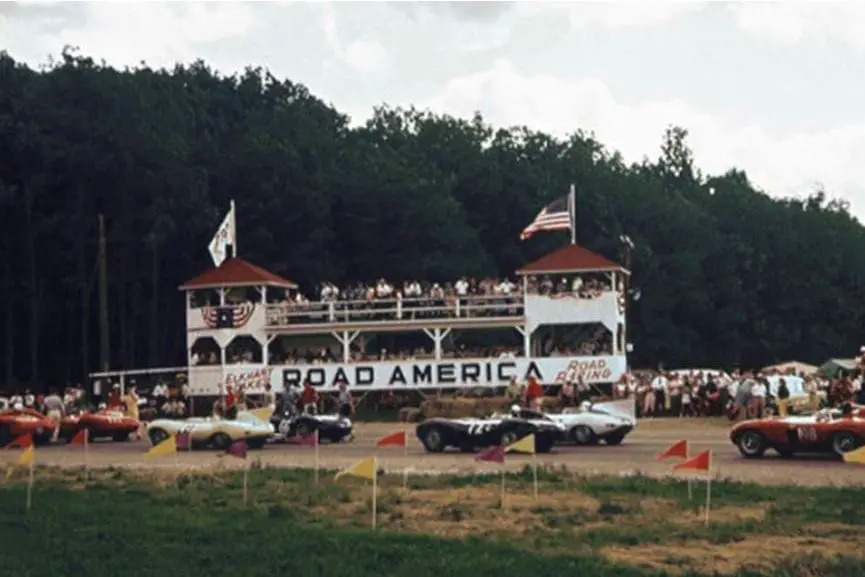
xmin=2 ymin=48 xmax=863 ymax=386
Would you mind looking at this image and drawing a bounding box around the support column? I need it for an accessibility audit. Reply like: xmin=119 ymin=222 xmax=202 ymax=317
xmin=263 ymin=334 xmax=277 ymax=365
xmin=514 ymin=325 xmax=532 ymax=358
xmin=219 ymin=288 xmax=226 ymax=306
xmin=423 ymin=328 xmax=451 ymax=360
xmin=332 ymin=331 xmax=360 ymax=363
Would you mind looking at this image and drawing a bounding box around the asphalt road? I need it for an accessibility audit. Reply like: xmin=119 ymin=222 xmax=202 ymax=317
xmin=9 ymin=419 xmax=865 ymax=487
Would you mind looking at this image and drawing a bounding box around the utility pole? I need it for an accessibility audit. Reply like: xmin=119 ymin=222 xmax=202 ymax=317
xmin=98 ymin=214 xmax=110 ymax=372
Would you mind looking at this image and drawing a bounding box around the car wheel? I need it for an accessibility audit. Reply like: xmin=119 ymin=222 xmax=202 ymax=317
xmin=570 ymin=426 xmax=597 ymax=445
xmin=148 ymin=427 xmax=170 ymax=447
xmin=210 ymin=432 xmax=232 ymax=450
xmin=605 ymin=432 xmax=626 ymax=446
xmin=296 ymin=421 xmax=313 ymax=437
xmin=420 ymin=427 xmax=445 ymax=452
xmin=500 ymin=430 xmax=519 ymax=447
xmin=459 ymin=442 xmax=475 ymax=453
xmin=831 ymin=431 xmax=860 ymax=456
xmin=736 ymin=430 xmax=766 ymax=458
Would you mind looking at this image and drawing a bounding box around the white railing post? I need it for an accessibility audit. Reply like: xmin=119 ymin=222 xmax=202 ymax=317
xmin=397 ymin=298 xmax=403 ymax=320
xmin=328 ymin=302 xmax=335 ymax=322
xmin=455 ymin=298 xmax=461 ymax=318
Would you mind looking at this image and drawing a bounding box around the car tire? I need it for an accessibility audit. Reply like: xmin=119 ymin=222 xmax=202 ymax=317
xmin=736 ymin=430 xmax=767 ymax=458
xmin=148 ymin=427 xmax=170 ymax=447
xmin=210 ymin=432 xmax=232 ymax=450
xmin=831 ymin=431 xmax=860 ymax=457
xmin=420 ymin=427 xmax=445 ymax=453
xmin=570 ymin=426 xmax=597 ymax=445
xmin=536 ymin=438 xmax=554 ymax=453
xmin=605 ymin=432 xmax=626 ymax=446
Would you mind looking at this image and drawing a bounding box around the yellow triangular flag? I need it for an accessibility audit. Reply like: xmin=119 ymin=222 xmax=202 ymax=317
xmin=146 ymin=435 xmax=177 ymax=457
xmin=249 ymin=407 xmax=273 ymax=422
xmin=842 ymin=445 xmax=865 ymax=464
xmin=506 ymin=433 xmax=536 ymax=454
xmin=335 ymin=456 xmax=376 ymax=481
xmin=5 ymin=445 xmax=35 ymax=481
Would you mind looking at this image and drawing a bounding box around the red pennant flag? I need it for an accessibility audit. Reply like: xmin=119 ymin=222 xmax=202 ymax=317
xmin=657 ymin=439 xmax=688 ymax=460
xmin=68 ymin=429 xmax=89 ymax=446
xmin=286 ymin=431 xmax=318 ymax=447
xmin=376 ymin=431 xmax=407 ymax=448
xmin=672 ymin=449 xmax=711 ymax=472
xmin=225 ymin=440 xmax=248 ymax=459
xmin=475 ymin=445 xmax=505 ymax=464
xmin=6 ymin=434 xmax=33 ymax=449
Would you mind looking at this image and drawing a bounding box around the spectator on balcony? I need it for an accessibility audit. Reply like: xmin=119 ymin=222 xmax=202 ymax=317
xmin=320 ymin=282 xmax=340 ymax=302
xmin=403 ymin=280 xmax=422 ymax=298
xmin=496 ymin=278 xmax=516 ymax=295
xmin=375 ymin=279 xmax=394 ymax=299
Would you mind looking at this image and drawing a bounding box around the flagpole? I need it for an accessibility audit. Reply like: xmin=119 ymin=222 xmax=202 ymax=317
xmin=314 ymin=429 xmax=319 ymax=486
xmin=500 ymin=462 xmax=506 ymax=508
xmin=402 ymin=428 xmax=408 ymax=490
xmin=687 ymin=444 xmax=693 ymax=500
xmin=372 ymin=457 xmax=378 ymax=530
xmin=569 ymin=183 xmax=576 ymax=245
xmin=26 ymin=460 xmax=34 ymax=512
xmin=532 ymin=451 xmax=538 ymax=500
xmin=230 ymin=199 xmax=237 ymax=258
xmin=84 ymin=431 xmax=89 ymax=484
xmin=705 ymin=452 xmax=712 ymax=527
xmin=243 ymin=462 xmax=249 ymax=506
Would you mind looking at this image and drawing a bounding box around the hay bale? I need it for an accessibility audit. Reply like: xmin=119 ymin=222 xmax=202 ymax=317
xmin=399 ymin=407 xmax=422 ymax=422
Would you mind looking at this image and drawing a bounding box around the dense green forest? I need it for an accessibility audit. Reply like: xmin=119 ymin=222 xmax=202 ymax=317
xmin=1 ymin=49 xmax=864 ymax=386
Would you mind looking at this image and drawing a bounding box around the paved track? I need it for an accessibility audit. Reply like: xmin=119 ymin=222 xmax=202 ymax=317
xmin=10 ymin=420 xmax=865 ymax=486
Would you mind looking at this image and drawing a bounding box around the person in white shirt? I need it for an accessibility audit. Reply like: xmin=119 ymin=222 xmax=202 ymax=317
xmin=650 ymin=373 xmax=668 ymax=415
xmin=750 ymin=379 xmax=767 ymax=418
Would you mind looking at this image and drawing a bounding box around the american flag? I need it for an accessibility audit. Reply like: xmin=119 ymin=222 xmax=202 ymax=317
xmin=519 ymin=186 xmax=576 ymax=240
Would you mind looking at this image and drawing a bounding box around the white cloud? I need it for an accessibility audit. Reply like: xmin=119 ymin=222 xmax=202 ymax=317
xmin=322 ymin=5 xmax=389 ymax=74
xmin=1 ymin=2 xmax=257 ymax=68
xmin=730 ymin=3 xmax=865 ymax=49
xmin=420 ymin=59 xmax=865 ymax=215
xmin=515 ymin=1 xmax=702 ymax=30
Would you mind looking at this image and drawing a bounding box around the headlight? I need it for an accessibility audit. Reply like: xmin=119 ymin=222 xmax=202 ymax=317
xmin=340 ymin=419 xmax=352 ymax=428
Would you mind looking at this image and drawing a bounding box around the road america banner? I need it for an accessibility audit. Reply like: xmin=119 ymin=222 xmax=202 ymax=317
xmin=278 ymin=356 xmax=626 ymax=391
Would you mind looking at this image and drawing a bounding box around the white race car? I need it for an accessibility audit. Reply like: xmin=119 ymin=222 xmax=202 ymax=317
xmin=147 ymin=410 xmax=275 ymax=450
xmin=512 ymin=399 xmax=636 ymax=445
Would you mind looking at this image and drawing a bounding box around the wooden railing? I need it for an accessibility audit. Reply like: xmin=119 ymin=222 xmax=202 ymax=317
xmin=265 ymin=295 xmax=524 ymax=327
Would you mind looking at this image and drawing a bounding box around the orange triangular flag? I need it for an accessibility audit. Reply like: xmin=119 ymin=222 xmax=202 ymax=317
xmin=376 ymin=431 xmax=407 ymax=448
xmin=657 ymin=439 xmax=688 ymax=460
xmin=69 ymin=429 xmax=89 ymax=446
xmin=6 ymin=434 xmax=33 ymax=449
xmin=672 ymin=449 xmax=711 ymax=472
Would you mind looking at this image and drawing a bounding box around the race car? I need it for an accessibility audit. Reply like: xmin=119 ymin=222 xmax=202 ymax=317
xmin=731 ymin=404 xmax=865 ymax=459
xmin=415 ymin=412 xmax=565 ymax=453
xmin=56 ymin=411 xmax=141 ymax=443
xmin=0 ymin=407 xmax=57 ymax=447
xmin=270 ymin=409 xmax=352 ymax=443
xmin=147 ymin=410 xmax=275 ymax=450
xmin=514 ymin=399 xmax=636 ymax=445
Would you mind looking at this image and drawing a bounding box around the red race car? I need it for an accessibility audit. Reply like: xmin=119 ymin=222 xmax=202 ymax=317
xmin=57 ymin=411 xmax=141 ymax=443
xmin=0 ymin=407 xmax=57 ymax=447
xmin=731 ymin=404 xmax=865 ymax=459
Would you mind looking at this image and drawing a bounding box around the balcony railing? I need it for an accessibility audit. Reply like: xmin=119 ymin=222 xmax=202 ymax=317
xmin=265 ymin=295 xmax=524 ymax=327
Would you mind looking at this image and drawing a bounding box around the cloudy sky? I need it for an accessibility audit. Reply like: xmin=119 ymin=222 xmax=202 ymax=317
xmin=3 ymin=1 xmax=865 ymax=219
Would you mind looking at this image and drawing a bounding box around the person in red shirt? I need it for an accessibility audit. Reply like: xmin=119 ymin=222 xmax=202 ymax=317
xmin=302 ymin=381 xmax=319 ymax=414
xmin=524 ymin=376 xmax=543 ymax=410
xmin=107 ymin=385 xmax=124 ymax=410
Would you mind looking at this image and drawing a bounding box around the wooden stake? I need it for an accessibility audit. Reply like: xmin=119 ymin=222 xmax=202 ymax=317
xmin=26 ymin=462 xmax=34 ymax=512
xmin=372 ymin=457 xmax=378 ymax=530
xmin=402 ymin=429 xmax=408 ymax=490
xmin=532 ymin=451 xmax=538 ymax=500
xmin=242 ymin=464 xmax=249 ymax=506
xmin=500 ymin=464 xmax=506 ymax=508
xmin=314 ymin=429 xmax=320 ymax=486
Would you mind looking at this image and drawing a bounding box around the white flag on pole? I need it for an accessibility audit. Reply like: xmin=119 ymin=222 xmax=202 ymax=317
xmin=208 ymin=202 xmax=236 ymax=267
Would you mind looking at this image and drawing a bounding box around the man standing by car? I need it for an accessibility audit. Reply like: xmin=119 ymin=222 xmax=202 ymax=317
xmin=43 ymin=388 xmax=65 ymax=443
xmin=302 ymin=380 xmax=319 ymax=414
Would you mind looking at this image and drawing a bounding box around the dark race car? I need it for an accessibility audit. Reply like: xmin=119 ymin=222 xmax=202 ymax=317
xmin=270 ymin=408 xmax=353 ymax=443
xmin=416 ymin=414 xmax=565 ymax=453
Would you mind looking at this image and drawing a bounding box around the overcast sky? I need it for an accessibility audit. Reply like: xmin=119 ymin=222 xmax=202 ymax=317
xmin=3 ymin=1 xmax=865 ymax=219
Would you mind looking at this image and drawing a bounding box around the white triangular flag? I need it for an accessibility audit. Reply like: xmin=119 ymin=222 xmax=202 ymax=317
xmin=208 ymin=204 xmax=235 ymax=267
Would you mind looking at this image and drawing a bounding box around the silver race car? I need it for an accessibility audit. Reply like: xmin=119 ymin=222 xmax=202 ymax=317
xmin=511 ymin=399 xmax=636 ymax=445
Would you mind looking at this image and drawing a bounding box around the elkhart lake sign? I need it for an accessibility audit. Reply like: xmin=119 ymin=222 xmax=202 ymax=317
xmin=187 ymin=356 xmax=626 ymax=394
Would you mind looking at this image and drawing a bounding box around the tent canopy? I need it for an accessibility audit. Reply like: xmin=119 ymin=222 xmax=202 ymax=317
xmin=817 ymin=358 xmax=858 ymax=379
xmin=761 ymin=361 xmax=818 ymax=376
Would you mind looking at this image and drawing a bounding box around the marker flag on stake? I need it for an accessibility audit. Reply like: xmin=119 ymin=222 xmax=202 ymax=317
xmin=671 ymin=449 xmax=713 ymax=527
xmin=334 ymin=457 xmax=378 ymax=529
xmin=5 ymin=444 xmax=35 ymax=481
xmin=287 ymin=430 xmax=319 ymax=484
xmin=657 ymin=439 xmax=692 ymax=500
xmin=68 ymin=429 xmax=90 ymax=483
xmin=146 ymin=434 xmax=178 ymax=457
xmin=176 ymin=431 xmax=192 ymax=451
xmin=5 ymin=434 xmax=33 ymax=449
xmin=505 ymin=434 xmax=539 ymax=500
xmin=377 ymin=430 xmax=409 ymax=489
xmin=475 ymin=445 xmax=506 ymax=463
xmin=842 ymin=445 xmax=865 ymax=465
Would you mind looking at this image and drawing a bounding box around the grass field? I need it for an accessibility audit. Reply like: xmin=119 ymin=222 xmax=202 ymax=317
xmin=1 ymin=463 xmax=863 ymax=577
